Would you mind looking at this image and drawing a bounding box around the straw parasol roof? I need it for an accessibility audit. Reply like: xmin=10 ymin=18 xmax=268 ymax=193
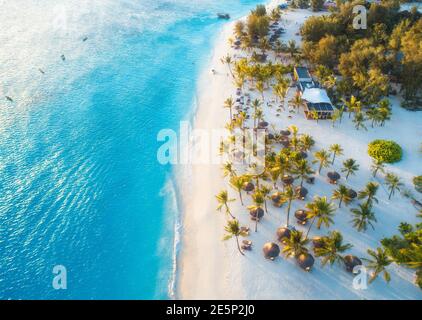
xmin=282 ymin=175 xmax=294 ymax=185
xmin=295 ymin=186 xmax=308 ymax=200
xmin=295 ymin=209 xmax=308 ymax=225
xmin=271 ymin=192 xmax=283 ymax=204
xmin=327 ymin=171 xmax=341 ymax=184
xmin=267 ymin=133 xmax=275 ymax=140
xmin=344 ymin=255 xmax=362 ymax=272
xmin=276 ymin=227 xmax=291 ymax=244
xmin=296 ymin=253 xmax=315 ymax=272
xmin=298 ymin=151 xmax=308 ymax=159
xmin=312 ymin=236 xmax=326 ymax=249
xmin=242 ymin=182 xmax=255 ymax=192
xmin=348 ymin=189 xmax=358 ymax=199
xmin=280 ymin=130 xmax=291 ymax=136
xmin=281 ymin=140 xmax=290 ymax=148
xmin=263 ymin=242 xmax=280 ymax=260
xmin=249 ymin=207 xmax=264 ymax=220
xmin=258 ymin=121 xmax=269 ymax=129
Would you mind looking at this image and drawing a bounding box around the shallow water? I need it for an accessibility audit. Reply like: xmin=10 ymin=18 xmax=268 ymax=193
xmin=0 ymin=0 xmax=265 ymax=299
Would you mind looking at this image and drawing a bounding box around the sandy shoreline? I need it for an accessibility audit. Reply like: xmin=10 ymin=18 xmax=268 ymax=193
xmin=177 ymin=2 xmax=422 ymax=300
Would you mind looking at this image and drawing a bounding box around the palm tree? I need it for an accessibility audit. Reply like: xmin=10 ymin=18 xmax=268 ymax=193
xmin=216 ymin=190 xmax=235 ymax=219
xmin=282 ymin=230 xmax=309 ymax=258
xmin=364 ymin=248 xmax=392 ymax=283
xmin=260 ymin=184 xmax=272 ymax=213
xmin=385 ymin=172 xmax=403 ymax=200
xmin=353 ymin=112 xmax=367 ymax=131
xmin=222 ymin=161 xmax=236 ymax=177
xmin=329 ymin=144 xmax=343 ymax=165
xmin=342 ymin=158 xmax=359 ymax=179
xmin=343 ymin=95 xmax=362 ymax=118
xmin=221 ymin=54 xmax=234 ymax=78
xmin=251 ymin=99 xmax=261 ymax=129
xmin=291 ymin=93 xmax=303 ymax=114
xmin=314 ymin=231 xmax=353 ymax=267
xmin=249 ymin=191 xmax=265 ymax=232
xmin=305 ymin=196 xmax=336 ymax=238
xmin=229 ymin=175 xmax=245 ymax=205
xmin=256 ymin=81 xmax=265 ymax=102
xmin=282 ymin=185 xmax=295 ymax=226
xmin=350 ymin=203 xmax=377 ymax=232
xmin=332 ymin=184 xmax=352 ymax=208
xmin=224 ymin=97 xmax=234 ymax=120
xmin=358 ymin=182 xmax=379 ymax=206
xmin=300 ymin=134 xmax=315 ymax=151
xmin=287 ymin=39 xmax=299 ymax=58
xmin=371 ymin=159 xmax=385 ymax=178
xmin=223 ymin=219 xmax=248 ymax=256
xmin=293 ymin=159 xmax=314 ymax=188
xmin=313 ymin=149 xmax=331 ymax=174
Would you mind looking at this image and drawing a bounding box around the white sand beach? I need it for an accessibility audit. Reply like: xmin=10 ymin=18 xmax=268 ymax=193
xmin=178 ymin=1 xmax=422 ymax=299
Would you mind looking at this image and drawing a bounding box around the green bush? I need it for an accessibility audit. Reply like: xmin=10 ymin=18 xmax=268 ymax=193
xmin=368 ymin=140 xmax=403 ymax=163
xmin=414 ymin=176 xmax=422 ymax=193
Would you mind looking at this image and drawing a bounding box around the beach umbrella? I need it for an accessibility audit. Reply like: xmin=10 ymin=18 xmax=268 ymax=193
xmin=280 ymin=130 xmax=291 ymax=136
xmin=267 ymin=133 xmax=275 ymax=140
xmin=249 ymin=207 xmax=264 ymax=221
xmin=280 ymin=140 xmax=290 ymax=148
xmin=282 ymin=175 xmax=294 ymax=186
xmin=295 ymin=209 xmax=308 ymax=225
xmin=348 ymin=189 xmax=358 ymax=199
xmin=271 ymin=192 xmax=283 ymax=206
xmin=298 ymin=151 xmax=308 ymax=159
xmin=312 ymin=236 xmax=326 ymax=249
xmin=263 ymin=242 xmax=280 ymax=260
xmin=344 ymin=255 xmax=362 ymax=273
xmin=327 ymin=171 xmax=341 ymax=184
xmin=295 ymin=186 xmax=308 ymax=200
xmin=296 ymin=253 xmax=315 ymax=272
xmin=258 ymin=121 xmax=269 ymax=129
xmin=242 ymin=182 xmax=255 ymax=192
xmin=276 ymin=227 xmax=291 ymax=244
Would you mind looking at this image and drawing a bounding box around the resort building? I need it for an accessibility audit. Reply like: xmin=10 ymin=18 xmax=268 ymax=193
xmin=293 ymin=66 xmax=335 ymax=120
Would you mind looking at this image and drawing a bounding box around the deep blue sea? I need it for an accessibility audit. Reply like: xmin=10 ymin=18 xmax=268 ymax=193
xmin=0 ymin=0 xmax=264 ymax=299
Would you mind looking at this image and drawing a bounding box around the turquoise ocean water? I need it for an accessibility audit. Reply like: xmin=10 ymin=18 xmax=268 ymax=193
xmin=0 ymin=0 xmax=264 ymax=299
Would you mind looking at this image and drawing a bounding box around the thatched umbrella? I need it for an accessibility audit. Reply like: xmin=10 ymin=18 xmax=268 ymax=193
xmin=249 ymin=207 xmax=264 ymax=221
xmin=258 ymin=121 xmax=269 ymax=129
xmin=263 ymin=242 xmax=280 ymax=260
xmin=306 ymin=176 xmax=315 ymax=184
xmin=295 ymin=209 xmax=308 ymax=225
xmin=276 ymin=227 xmax=291 ymax=244
xmin=295 ymin=186 xmax=308 ymax=200
xmin=267 ymin=133 xmax=275 ymax=140
xmin=282 ymin=175 xmax=294 ymax=186
xmin=296 ymin=253 xmax=315 ymax=272
xmin=312 ymin=236 xmax=326 ymax=249
xmin=344 ymin=255 xmax=362 ymax=273
xmin=348 ymin=189 xmax=358 ymax=199
xmin=281 ymin=140 xmax=290 ymax=148
xmin=298 ymin=151 xmax=308 ymax=159
xmin=327 ymin=171 xmax=341 ymax=184
xmin=271 ymin=192 xmax=283 ymax=207
xmin=242 ymin=182 xmax=254 ymax=192
xmin=280 ymin=130 xmax=291 ymax=137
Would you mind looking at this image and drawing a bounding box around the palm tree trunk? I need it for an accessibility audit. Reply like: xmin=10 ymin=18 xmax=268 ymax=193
xmin=225 ymin=204 xmax=235 ymax=219
xmin=306 ymin=216 xmax=316 ymax=239
xmin=286 ymin=199 xmax=292 ymax=226
xmin=339 ymin=197 xmax=343 ymax=208
xmin=332 ymin=154 xmax=336 ymax=165
xmin=235 ymin=236 xmax=245 ymax=256
xmin=388 ymin=189 xmax=393 ymax=200
xmin=239 ymin=190 xmax=244 ymax=205
xmin=264 ymin=200 xmax=268 ymax=213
